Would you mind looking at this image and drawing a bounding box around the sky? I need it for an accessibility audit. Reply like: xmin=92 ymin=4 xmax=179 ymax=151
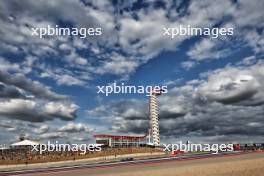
xmin=0 ymin=0 xmax=264 ymax=145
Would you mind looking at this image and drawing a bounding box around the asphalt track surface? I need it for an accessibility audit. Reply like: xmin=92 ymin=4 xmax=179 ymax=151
xmin=1 ymin=151 xmax=263 ymax=176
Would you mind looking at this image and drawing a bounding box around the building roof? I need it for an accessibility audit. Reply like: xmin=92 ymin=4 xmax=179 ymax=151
xmin=94 ymin=134 xmax=146 ymax=139
xmin=11 ymin=139 xmax=40 ymax=146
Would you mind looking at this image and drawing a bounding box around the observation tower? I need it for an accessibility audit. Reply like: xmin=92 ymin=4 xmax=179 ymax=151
xmin=148 ymin=88 xmax=163 ymax=146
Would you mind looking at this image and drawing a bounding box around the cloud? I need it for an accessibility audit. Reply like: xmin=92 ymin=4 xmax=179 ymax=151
xmin=39 ymin=132 xmax=65 ymax=140
xmin=199 ymin=60 xmax=264 ymax=106
xmin=0 ymin=118 xmax=93 ymax=142
xmin=44 ymin=102 xmax=78 ymax=120
xmin=0 ymin=0 xmax=116 ymax=85
xmin=185 ymin=0 xmax=263 ymax=66
xmin=0 ymin=59 xmax=78 ymax=122
xmin=0 ymin=1 xmax=220 ymax=81
xmin=40 ymin=71 xmax=85 ymax=86
xmin=0 ymin=71 xmax=67 ymax=101
xmin=0 ymin=0 xmax=263 ymax=81
xmin=0 ymin=57 xmax=20 ymax=72
xmin=0 ymin=83 xmax=24 ymax=99
xmin=58 ymin=122 xmax=90 ymax=133
xmin=181 ymin=61 xmax=197 ymax=70
xmin=33 ymin=125 xmax=49 ymax=134
xmin=187 ymin=38 xmax=233 ymax=61
xmin=95 ymin=54 xmax=139 ymax=76
xmin=232 ymin=0 xmax=264 ymax=28
xmin=0 ymin=99 xmax=77 ymax=122
xmin=0 ymin=74 xmax=78 ymax=123
xmin=244 ymin=30 xmax=264 ymax=53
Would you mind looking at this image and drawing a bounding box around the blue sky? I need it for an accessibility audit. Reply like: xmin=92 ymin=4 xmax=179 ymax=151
xmin=0 ymin=0 xmax=264 ymax=144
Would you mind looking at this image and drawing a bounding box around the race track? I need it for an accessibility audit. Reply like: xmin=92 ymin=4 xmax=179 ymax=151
xmin=1 ymin=151 xmax=263 ymax=176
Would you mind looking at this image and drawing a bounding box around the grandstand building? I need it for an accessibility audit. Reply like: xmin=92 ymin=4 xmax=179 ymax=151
xmin=94 ymin=134 xmax=146 ymax=147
